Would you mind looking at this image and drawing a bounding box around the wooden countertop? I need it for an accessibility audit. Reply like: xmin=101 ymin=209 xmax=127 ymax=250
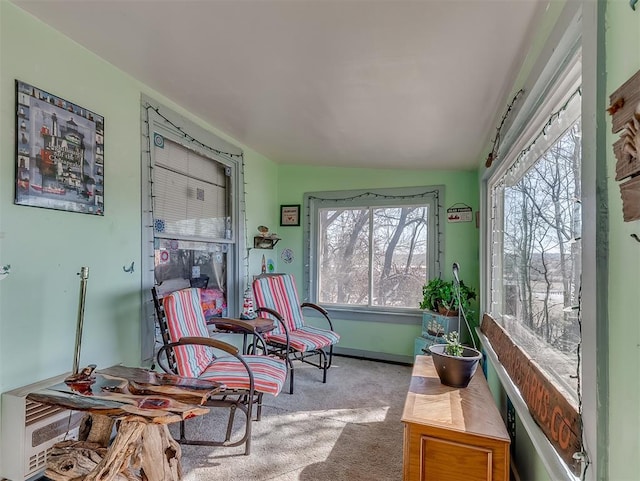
xmin=401 ymin=355 xmax=510 ymax=442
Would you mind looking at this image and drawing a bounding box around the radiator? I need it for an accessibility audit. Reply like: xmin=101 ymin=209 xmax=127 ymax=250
xmin=1 ymin=373 xmax=83 ymax=481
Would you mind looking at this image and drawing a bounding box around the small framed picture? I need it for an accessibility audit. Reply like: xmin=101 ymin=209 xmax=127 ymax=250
xmin=280 ymin=204 xmax=300 ymax=226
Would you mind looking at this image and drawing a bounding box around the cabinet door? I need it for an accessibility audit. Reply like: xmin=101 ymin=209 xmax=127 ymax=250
xmin=421 ymin=436 xmax=493 ymax=481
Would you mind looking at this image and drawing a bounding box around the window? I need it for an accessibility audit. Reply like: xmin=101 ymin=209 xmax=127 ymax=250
xmin=484 ymin=54 xmax=585 ymax=476
xmin=305 ymin=186 xmax=443 ymax=319
xmin=489 ymin=83 xmax=581 ymax=405
xmin=152 ymin=139 xmax=231 ymax=295
xmin=140 ymin=96 xmax=246 ymax=363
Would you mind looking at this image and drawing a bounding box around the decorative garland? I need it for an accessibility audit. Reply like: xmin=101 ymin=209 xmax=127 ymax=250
xmin=503 ymin=86 xmax=582 ymax=181
xmin=485 ymin=89 xmax=524 ymax=168
xmin=143 ymin=103 xmax=243 ymax=159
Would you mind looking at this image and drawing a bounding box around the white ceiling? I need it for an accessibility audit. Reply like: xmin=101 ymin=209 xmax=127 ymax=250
xmin=13 ymin=0 xmax=546 ymax=170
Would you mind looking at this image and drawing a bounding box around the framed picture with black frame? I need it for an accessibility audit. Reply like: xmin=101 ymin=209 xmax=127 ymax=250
xmin=15 ymin=80 xmax=104 ymax=215
xmin=280 ymin=204 xmax=300 ymax=226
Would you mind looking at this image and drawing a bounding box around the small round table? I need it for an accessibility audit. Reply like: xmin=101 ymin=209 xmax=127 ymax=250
xmin=209 ymin=317 xmax=275 ymax=354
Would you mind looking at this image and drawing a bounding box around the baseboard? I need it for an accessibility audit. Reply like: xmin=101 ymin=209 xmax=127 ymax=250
xmin=333 ymin=346 xmax=413 ymax=365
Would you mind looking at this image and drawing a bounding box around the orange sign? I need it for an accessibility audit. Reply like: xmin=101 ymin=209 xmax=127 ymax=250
xmin=481 ymin=314 xmax=582 ymax=470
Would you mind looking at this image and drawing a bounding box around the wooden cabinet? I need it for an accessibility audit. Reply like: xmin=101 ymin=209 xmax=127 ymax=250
xmin=402 ymin=355 xmax=510 ymax=481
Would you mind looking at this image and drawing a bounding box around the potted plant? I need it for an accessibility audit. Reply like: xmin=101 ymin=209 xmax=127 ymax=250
xmin=428 ymin=331 xmax=482 ymax=388
xmin=419 ymin=278 xmax=477 ymax=317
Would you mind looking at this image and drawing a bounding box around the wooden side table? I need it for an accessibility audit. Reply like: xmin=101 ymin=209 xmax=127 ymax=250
xmin=27 ymin=366 xmax=223 ymax=481
xmin=402 ymin=355 xmax=510 ymax=481
xmin=209 ymin=317 xmax=275 ymax=354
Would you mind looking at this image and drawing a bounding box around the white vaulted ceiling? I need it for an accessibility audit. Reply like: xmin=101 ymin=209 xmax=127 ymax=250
xmin=12 ymin=0 xmax=546 ymax=170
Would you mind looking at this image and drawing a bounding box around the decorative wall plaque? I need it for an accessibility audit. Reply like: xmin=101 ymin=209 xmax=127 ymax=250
xmin=608 ymin=69 xmax=640 ymax=222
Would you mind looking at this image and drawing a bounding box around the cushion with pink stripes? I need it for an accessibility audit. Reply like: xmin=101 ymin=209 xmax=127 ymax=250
xmin=200 ymin=355 xmax=287 ymax=396
xmin=253 ymin=274 xmax=305 ymax=334
xmin=163 ymin=288 xmax=212 ymax=378
xmin=265 ymin=326 xmax=340 ymax=352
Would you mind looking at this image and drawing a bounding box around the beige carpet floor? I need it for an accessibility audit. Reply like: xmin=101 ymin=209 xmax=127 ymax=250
xmin=173 ymin=356 xmax=413 ymax=481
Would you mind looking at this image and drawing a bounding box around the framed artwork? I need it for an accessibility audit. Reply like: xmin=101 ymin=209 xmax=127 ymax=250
xmin=15 ymin=80 xmax=104 ymax=215
xmin=280 ymin=204 xmax=300 ymax=226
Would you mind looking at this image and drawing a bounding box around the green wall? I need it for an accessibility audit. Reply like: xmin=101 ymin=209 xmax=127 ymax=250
xmin=274 ymin=165 xmax=480 ymax=359
xmin=1 ymin=1 xmax=638 ymax=480
xmin=604 ymin=2 xmax=640 ymax=480
xmin=0 ymin=4 xmax=279 ymax=476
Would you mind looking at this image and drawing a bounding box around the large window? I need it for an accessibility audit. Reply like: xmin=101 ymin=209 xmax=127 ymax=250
xmin=491 ymin=113 xmax=582 ymax=402
xmin=485 ymin=59 xmax=584 ymax=475
xmin=305 ymin=186 xmax=443 ymax=319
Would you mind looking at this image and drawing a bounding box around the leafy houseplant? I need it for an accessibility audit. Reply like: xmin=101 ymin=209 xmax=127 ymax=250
xmin=443 ymin=331 xmax=464 ymax=356
xmin=419 ymin=278 xmax=477 ymax=317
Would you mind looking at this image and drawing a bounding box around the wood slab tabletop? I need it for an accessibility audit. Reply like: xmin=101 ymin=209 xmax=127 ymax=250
xmin=27 ymin=365 xmax=224 ymax=424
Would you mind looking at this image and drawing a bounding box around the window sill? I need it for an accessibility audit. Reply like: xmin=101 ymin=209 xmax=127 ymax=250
xmin=477 ymin=328 xmax=579 ymax=481
xmin=305 ymin=305 xmax=422 ymax=325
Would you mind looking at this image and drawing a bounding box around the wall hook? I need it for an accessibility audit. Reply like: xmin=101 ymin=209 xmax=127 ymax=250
xmin=123 ymin=261 xmax=135 ymax=273
xmin=631 ymin=0 xmax=637 ymax=11
xmin=631 ymin=234 xmax=640 ymax=243
xmin=0 ymin=264 xmax=10 ymax=280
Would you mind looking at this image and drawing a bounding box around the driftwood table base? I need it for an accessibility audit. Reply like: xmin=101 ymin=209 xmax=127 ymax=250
xmin=27 ymin=366 xmax=222 ymax=481
xmin=45 ymin=416 xmax=182 ymax=481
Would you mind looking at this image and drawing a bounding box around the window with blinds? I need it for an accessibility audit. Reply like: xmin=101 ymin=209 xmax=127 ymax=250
xmin=151 ymin=137 xmax=233 ymax=309
xmin=153 ymin=139 xmax=230 ymax=241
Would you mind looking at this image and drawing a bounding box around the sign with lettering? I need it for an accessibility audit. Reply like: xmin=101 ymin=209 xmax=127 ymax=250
xmin=481 ymin=314 xmax=582 ymax=470
xmin=446 ymin=204 xmax=473 ymax=223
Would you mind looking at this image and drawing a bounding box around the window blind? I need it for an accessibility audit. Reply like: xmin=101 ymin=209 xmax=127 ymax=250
xmin=153 ymin=138 xmax=229 ymax=240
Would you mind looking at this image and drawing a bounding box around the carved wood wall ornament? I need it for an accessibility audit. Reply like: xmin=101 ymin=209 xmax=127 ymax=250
xmin=608 ymin=68 xmax=640 ymax=222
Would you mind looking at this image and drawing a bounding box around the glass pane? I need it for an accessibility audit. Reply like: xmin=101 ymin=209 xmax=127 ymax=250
xmin=153 ymin=138 xmax=230 ymax=240
xmin=371 ymin=206 xmax=428 ymax=308
xmin=318 ymin=208 xmax=370 ymax=305
xmin=500 ymin=120 xmax=581 ymax=404
xmin=154 ymin=238 xmax=228 ymax=316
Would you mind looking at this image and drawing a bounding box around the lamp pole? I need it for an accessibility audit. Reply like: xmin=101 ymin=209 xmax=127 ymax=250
xmin=72 ymin=266 xmax=89 ymax=375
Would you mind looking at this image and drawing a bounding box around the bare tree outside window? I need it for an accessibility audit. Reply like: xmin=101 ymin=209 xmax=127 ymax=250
xmin=318 ymin=205 xmax=429 ymax=309
xmin=496 ymin=120 xmax=581 ymax=404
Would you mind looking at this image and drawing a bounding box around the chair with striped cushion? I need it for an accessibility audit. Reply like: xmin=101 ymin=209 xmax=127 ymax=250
xmin=252 ymin=274 xmax=340 ymax=394
xmin=153 ymin=287 xmax=287 ymax=455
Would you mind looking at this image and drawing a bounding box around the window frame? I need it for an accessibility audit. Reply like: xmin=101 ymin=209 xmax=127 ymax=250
xmin=479 ymin=6 xmax=597 ymax=478
xmin=140 ymin=95 xmax=246 ymax=364
xmin=303 ymin=185 xmax=444 ymax=324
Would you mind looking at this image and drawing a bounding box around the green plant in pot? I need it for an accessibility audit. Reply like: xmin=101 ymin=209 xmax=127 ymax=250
xmin=419 ymin=277 xmax=477 ymax=317
xmin=428 ymin=331 xmax=482 ymax=388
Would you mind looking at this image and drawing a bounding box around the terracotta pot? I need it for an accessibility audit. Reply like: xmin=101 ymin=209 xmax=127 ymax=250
xmin=437 ymin=304 xmax=458 ymax=317
xmin=428 ymin=344 xmax=482 ymax=388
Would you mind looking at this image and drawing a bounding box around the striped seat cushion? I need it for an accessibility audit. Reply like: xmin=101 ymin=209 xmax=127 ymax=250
xmin=200 ymin=355 xmax=287 ymax=396
xmin=253 ymin=274 xmax=305 ymax=334
xmin=164 ymin=288 xmax=212 ymax=378
xmin=266 ymin=325 xmax=340 ymax=352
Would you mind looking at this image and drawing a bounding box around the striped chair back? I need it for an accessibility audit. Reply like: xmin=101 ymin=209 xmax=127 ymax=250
xmin=253 ymin=274 xmax=305 ymax=334
xmin=163 ymin=288 xmax=213 ymax=378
